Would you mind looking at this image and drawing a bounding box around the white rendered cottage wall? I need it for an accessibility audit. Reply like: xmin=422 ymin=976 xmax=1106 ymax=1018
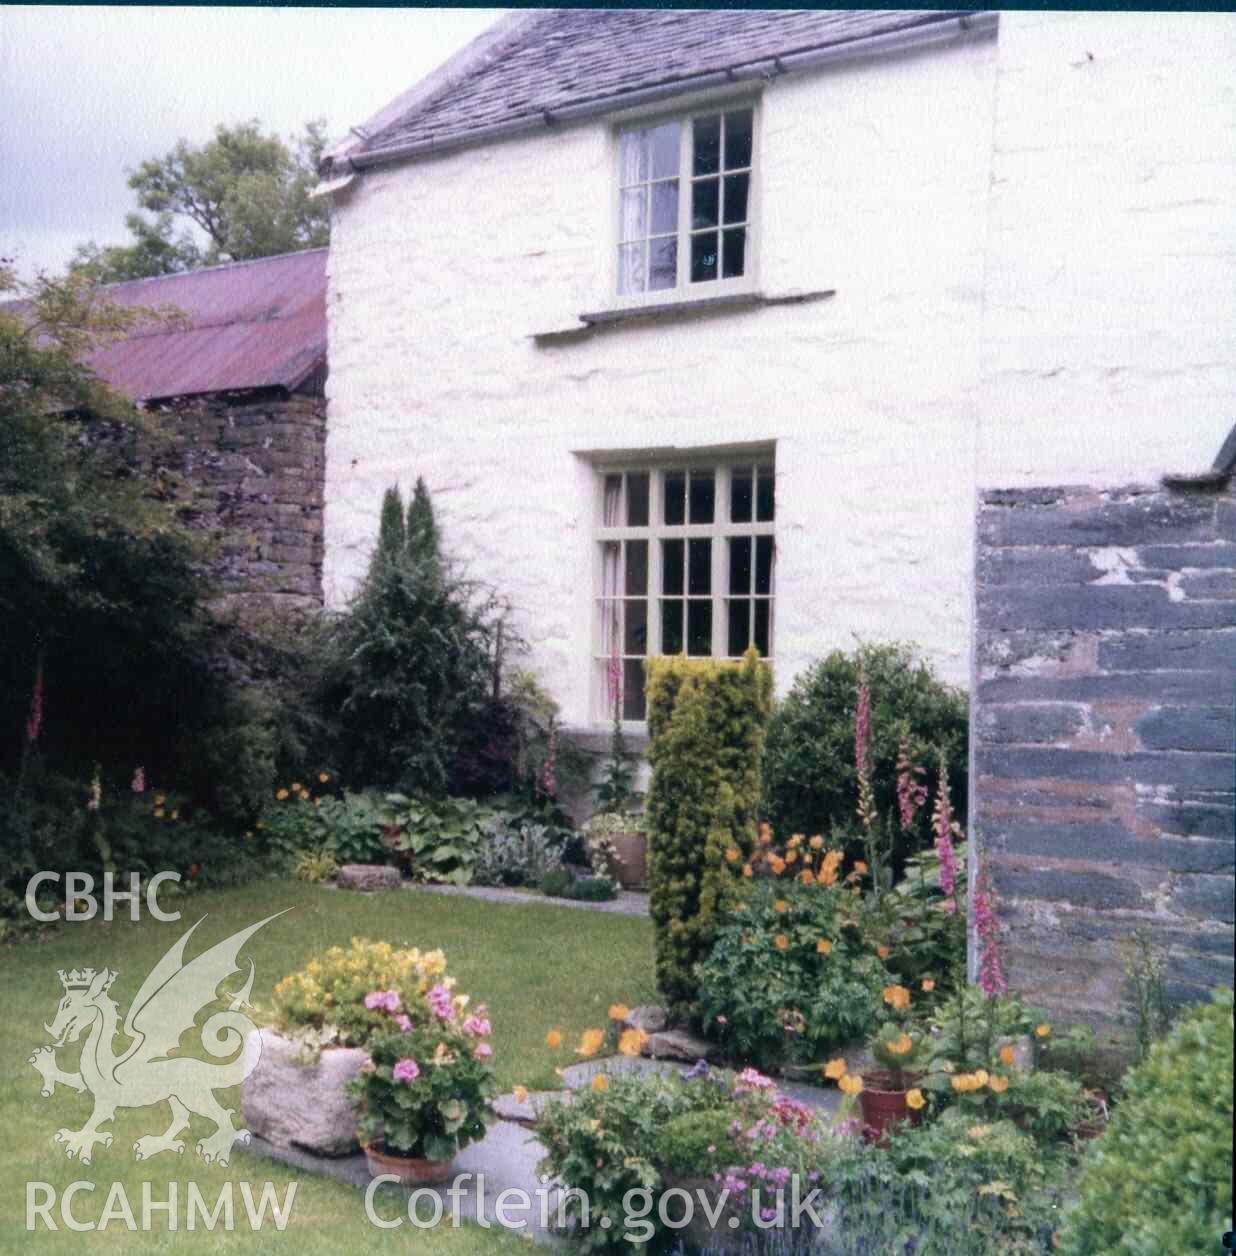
xmin=324 ymin=35 xmax=1000 ymax=727
xmin=978 ymin=11 xmax=1236 ymax=486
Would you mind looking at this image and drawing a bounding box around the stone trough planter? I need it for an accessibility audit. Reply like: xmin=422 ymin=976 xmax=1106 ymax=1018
xmin=241 ymin=1028 xmax=369 ymax=1156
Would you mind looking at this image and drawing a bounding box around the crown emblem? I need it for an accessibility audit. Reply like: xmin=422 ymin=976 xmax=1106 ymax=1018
xmin=58 ymin=968 xmax=97 ymax=990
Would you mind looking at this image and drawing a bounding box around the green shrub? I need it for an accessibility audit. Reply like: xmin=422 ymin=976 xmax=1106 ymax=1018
xmin=473 ymin=820 xmax=565 ymax=887
xmin=385 ymin=794 xmax=495 ymax=885
xmin=761 ymin=643 xmax=967 ymax=873
xmin=1058 ymin=988 xmax=1234 ymax=1256
xmin=539 ymin=869 xmax=618 ymax=902
xmin=539 ymin=868 xmax=574 ymax=898
xmin=317 ymin=789 xmax=391 ymax=864
xmin=645 ymin=649 xmax=773 ymax=1011
xmin=697 ymin=880 xmax=888 ymax=1069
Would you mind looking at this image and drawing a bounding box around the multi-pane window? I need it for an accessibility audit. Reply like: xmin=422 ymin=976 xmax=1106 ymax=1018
xmin=596 ymin=459 xmax=775 ymax=720
xmin=617 ymin=106 xmax=755 ymax=297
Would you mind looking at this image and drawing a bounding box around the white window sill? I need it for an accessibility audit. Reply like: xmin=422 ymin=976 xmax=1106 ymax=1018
xmin=530 ymin=287 xmax=835 ymax=344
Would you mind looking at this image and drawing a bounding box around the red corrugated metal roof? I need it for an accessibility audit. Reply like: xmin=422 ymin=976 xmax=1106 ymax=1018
xmin=82 ymin=248 xmax=327 ymax=401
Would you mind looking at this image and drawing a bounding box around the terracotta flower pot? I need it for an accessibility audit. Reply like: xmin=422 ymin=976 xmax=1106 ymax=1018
xmin=363 ymin=1141 xmax=455 ymax=1184
xmin=858 ymin=1070 xmax=924 ymax=1145
xmin=608 ymin=829 xmax=647 ymax=890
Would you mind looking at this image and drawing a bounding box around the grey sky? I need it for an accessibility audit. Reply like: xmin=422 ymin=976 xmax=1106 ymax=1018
xmin=0 ymin=5 xmax=507 ymax=276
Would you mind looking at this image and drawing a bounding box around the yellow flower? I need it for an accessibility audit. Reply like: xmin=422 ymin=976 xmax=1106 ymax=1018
xmin=999 ymin=1045 xmax=1016 ymax=1067
xmin=768 ymin=855 xmax=786 ymax=875
xmin=1035 ymin=1023 xmax=1051 ymax=1039
xmin=590 ymin=1073 xmax=609 ymax=1092
xmin=974 ymin=1069 xmax=990 ymax=1087
xmin=773 ymin=934 xmax=789 ymax=950
xmin=758 ymin=824 xmax=772 ymax=845
xmin=608 ymin=1003 xmax=630 ymax=1021
xmin=545 ymin=1030 xmax=563 ymax=1048
xmin=774 ymin=899 xmax=787 ymax=913
xmin=742 ymin=864 xmax=754 ymax=878
xmin=877 ymin=945 xmax=891 ymax=960
xmin=921 ymin=978 xmax=935 ymax=992
xmin=319 ymin=772 xmax=330 ymax=783
xmin=725 ymin=847 xmax=740 ymax=863
xmin=170 ymin=809 xmax=179 ymax=820
xmin=951 ymin=1073 xmax=971 ymax=1092
xmin=809 ymin=835 xmax=824 ymax=850
xmin=735 ymin=901 xmax=747 ymax=912
xmin=989 ymin=1074 xmax=1009 ymax=1093
xmin=314 ymin=797 xmax=322 ymax=807
xmin=800 ymin=869 xmax=815 ymax=885
xmin=854 ymin=861 xmax=868 ymax=874
xmin=276 ymin=788 xmax=289 ymax=801
xmin=513 ymin=1085 xmax=529 ymax=1103
xmin=618 ymin=1028 xmax=648 ymax=1057
xmin=824 ymin=1057 xmax=847 ymax=1080
xmin=816 ymin=938 xmax=833 ymax=955
xmin=154 ymin=808 xmax=165 ymax=818
xmin=788 ymin=834 xmax=803 ymax=849
xmin=576 ymin=1028 xmax=605 ymax=1057
xmin=784 ymin=849 xmax=798 ymax=865
xmin=883 ymin=985 xmax=911 ymax=1011
xmin=889 ymin=1033 xmax=914 ymax=1056
xmin=906 ymin=1088 xmax=925 ymax=1110
xmin=838 ymin=1073 xmax=863 ymax=1096
xmin=154 ymin=794 xmax=166 ymax=806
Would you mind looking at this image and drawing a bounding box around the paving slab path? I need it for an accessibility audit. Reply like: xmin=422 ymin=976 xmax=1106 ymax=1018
xmin=410 ymin=882 xmax=651 ymax=916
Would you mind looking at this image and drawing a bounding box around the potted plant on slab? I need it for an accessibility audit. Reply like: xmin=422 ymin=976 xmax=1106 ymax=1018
xmin=347 ymin=980 xmax=497 ymax=1183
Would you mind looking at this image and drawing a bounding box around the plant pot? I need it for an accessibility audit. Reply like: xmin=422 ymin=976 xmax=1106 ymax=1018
xmin=608 ymin=829 xmax=647 ymax=890
xmin=858 ymin=1070 xmax=924 ymax=1145
xmin=363 ymin=1140 xmax=455 ymax=1184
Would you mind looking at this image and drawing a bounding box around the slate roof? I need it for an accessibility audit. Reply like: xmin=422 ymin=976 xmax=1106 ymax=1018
xmin=360 ymin=9 xmax=972 ymax=155
xmin=81 ymin=249 xmax=326 ymax=402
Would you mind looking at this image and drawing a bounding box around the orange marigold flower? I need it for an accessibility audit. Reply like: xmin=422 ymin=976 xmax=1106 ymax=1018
xmin=809 ymin=835 xmax=824 ymax=850
xmin=784 ymin=849 xmax=798 ymax=865
xmin=824 ymin=1057 xmax=847 ymax=1080
xmin=788 ymin=833 xmax=803 ymax=848
xmin=576 ymin=1028 xmax=605 ymax=1057
xmin=608 ymin=1004 xmax=630 ymax=1021
xmin=838 ymin=1073 xmax=863 ymax=1096
xmin=1035 ymin=1023 xmax=1051 ymax=1038
xmin=816 ymin=938 xmax=833 ymax=955
xmin=319 ymin=772 xmax=330 ymax=783
xmin=999 ymin=1045 xmax=1015 ymax=1067
xmin=291 ymin=782 xmax=303 ymax=792
xmin=883 ymin=985 xmax=911 ymax=1011
xmin=618 ymin=1028 xmax=648 ymax=1057
xmin=725 ymin=847 xmax=740 ymax=863
xmin=774 ymin=899 xmax=788 ymax=913
xmin=590 ymin=1073 xmax=609 ymax=1092
xmin=800 ymin=869 xmax=815 ymax=885
xmin=742 ymin=864 xmax=754 ymax=878
xmin=877 ymin=945 xmax=891 ymax=960
xmin=773 ymin=934 xmax=789 ymax=950
xmin=545 ymin=1030 xmax=563 ymax=1048
xmin=921 ymin=978 xmax=936 ymax=992
xmin=276 ymin=789 xmax=289 ymax=801
xmin=906 ymin=1088 xmax=926 ymax=1110
xmin=769 ymin=855 xmax=786 ymax=875
xmin=854 ymin=860 xmax=869 ymax=874
xmin=988 ymin=1074 xmax=1009 ymax=1093
xmin=889 ymin=1033 xmax=913 ymax=1055
xmin=974 ymin=1069 xmax=990 ymax=1087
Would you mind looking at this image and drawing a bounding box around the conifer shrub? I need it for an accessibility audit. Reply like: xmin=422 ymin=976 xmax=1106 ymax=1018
xmin=645 ymin=649 xmax=772 ymax=1011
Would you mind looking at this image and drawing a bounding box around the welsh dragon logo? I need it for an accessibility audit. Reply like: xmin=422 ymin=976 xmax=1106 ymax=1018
xmin=29 ymin=912 xmax=286 ymax=1166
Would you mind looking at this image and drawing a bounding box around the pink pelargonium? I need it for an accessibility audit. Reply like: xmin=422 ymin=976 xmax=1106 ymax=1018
xmin=427 ymin=984 xmax=455 ymax=1021
xmin=364 ymin=990 xmax=401 ymax=1013
xmin=473 ymin=1043 xmax=493 ymax=1060
xmin=395 ymin=1014 xmax=412 ymax=1033
xmin=392 ymin=1057 xmax=420 ymax=1083
xmin=463 ymin=1015 xmax=491 ymax=1037
xmin=733 ymin=1067 xmax=777 ymax=1095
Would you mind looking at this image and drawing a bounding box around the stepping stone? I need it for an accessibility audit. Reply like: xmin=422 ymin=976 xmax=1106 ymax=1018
xmin=623 ymin=1005 xmax=668 ymax=1034
xmin=493 ymin=1089 xmax=572 ymax=1126
xmin=337 ymin=864 xmax=401 ymax=891
xmin=641 ymin=1028 xmax=719 ymax=1062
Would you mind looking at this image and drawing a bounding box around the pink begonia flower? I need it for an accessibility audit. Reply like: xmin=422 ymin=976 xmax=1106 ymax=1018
xmin=463 ymin=1016 xmax=491 ymax=1037
xmin=392 ymin=1057 xmax=420 ymax=1083
xmin=473 ymin=1043 xmax=493 ymax=1059
xmin=395 ymin=1014 xmax=412 ymax=1032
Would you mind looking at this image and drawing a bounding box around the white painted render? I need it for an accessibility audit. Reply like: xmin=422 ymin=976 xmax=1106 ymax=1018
xmin=324 ymin=12 xmax=1235 ymax=729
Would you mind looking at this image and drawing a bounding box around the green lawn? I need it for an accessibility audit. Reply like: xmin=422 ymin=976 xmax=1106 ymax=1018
xmin=1 ymin=881 xmax=657 ymax=1251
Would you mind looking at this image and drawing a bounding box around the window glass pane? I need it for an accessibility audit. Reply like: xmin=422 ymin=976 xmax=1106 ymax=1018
xmin=729 ymin=536 xmax=752 ymax=594
xmin=691 ymin=232 xmax=718 ymax=283
xmin=619 ymin=129 xmax=649 ymax=185
xmin=688 ymin=538 xmax=711 ymax=595
xmin=661 ymin=600 xmax=684 ymax=654
xmin=728 ymin=598 xmax=750 ymax=656
xmin=650 ymin=122 xmax=681 ymax=180
xmin=722 ymin=227 xmax=746 ymax=279
xmin=692 ymin=178 xmax=719 ymax=229
xmin=693 ymin=115 xmax=721 ymax=176
xmin=618 ymin=242 xmax=646 ymax=295
xmin=664 ymin=471 xmax=686 ymax=525
xmin=649 ymin=237 xmax=677 ymax=291
xmin=651 ymin=180 xmax=678 ymax=235
xmin=626 ymin=472 xmax=649 ymax=527
xmin=624 ymin=599 xmax=647 ymax=655
xmin=754 ymin=598 xmax=770 ymax=657
xmin=619 ymin=187 xmax=646 ymax=242
xmin=623 ymin=658 xmax=646 ymax=721
xmin=723 ymin=173 xmax=749 ymax=225
xmin=755 ymin=535 xmax=774 ymax=596
xmin=601 ymin=541 xmax=621 ymax=599
xmin=603 ymin=475 xmax=622 ymax=526
xmin=688 ymin=471 xmax=715 ymax=524
xmin=687 ymin=600 xmax=713 ymax=656
xmin=757 ymin=466 xmax=775 ymax=521
xmin=625 ymin=539 xmax=648 ymax=596
xmin=661 ymin=538 xmax=684 ymax=595
xmin=730 ymin=466 xmax=753 ymax=522
xmin=724 ymin=109 xmax=754 ymax=170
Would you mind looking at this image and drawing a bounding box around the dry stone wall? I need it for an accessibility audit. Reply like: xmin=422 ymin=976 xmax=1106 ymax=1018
xmin=152 ymin=390 xmax=326 ymax=610
xmin=972 ymin=481 xmax=1235 ymax=1026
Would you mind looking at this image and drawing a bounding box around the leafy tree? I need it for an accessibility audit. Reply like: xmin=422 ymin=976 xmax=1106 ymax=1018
xmin=70 ymin=119 xmax=331 ymax=282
